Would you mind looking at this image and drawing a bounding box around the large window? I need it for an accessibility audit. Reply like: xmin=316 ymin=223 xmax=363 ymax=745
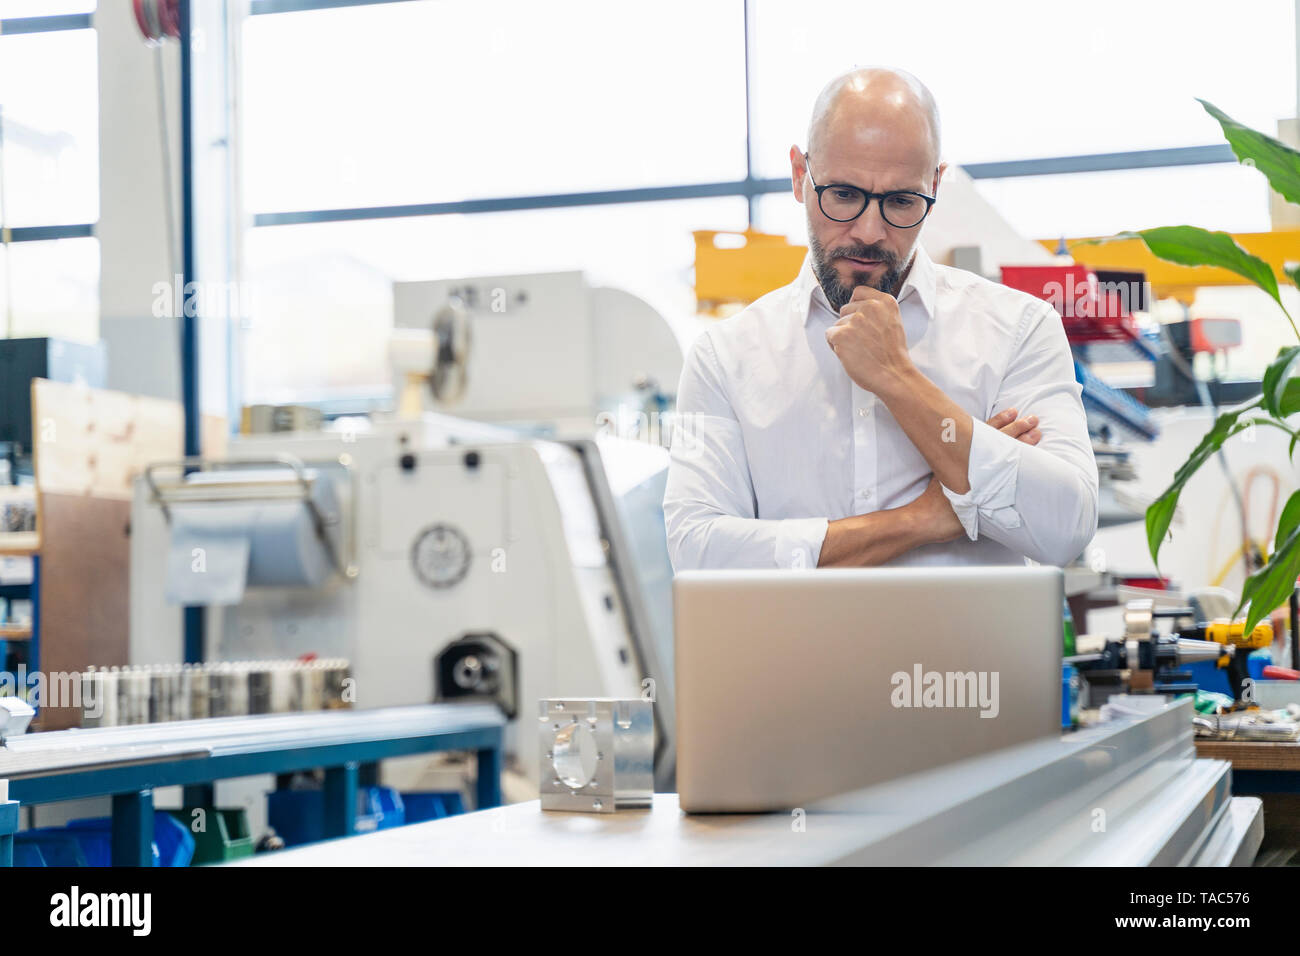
xmin=0 ymin=1 xmax=94 ymax=15
xmin=242 ymin=197 xmax=746 ymax=402
xmin=747 ymin=0 xmax=1296 ymax=240
xmin=0 ymin=29 xmax=98 ymax=226
xmin=0 ymin=10 xmax=98 ymax=342
xmin=242 ymin=0 xmax=748 ymax=213
xmin=240 ymin=0 xmax=749 ymax=402
xmin=0 ymin=237 xmax=98 ymax=342
xmin=747 ymin=0 xmax=1295 ymax=172
xmin=232 ymin=0 xmax=1298 ymax=399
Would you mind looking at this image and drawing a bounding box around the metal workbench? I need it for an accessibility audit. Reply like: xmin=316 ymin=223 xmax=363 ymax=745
xmin=0 ymin=703 xmax=505 ymax=866
xmin=236 ymin=698 xmax=1261 ymax=867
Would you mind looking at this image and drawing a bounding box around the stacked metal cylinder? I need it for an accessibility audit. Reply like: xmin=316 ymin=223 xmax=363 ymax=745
xmin=79 ymin=659 xmax=352 ymax=728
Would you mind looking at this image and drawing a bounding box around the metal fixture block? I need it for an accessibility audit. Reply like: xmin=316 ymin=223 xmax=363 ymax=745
xmin=539 ymin=698 xmax=652 ymax=812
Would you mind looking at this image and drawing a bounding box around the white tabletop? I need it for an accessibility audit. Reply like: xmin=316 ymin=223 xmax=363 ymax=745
xmin=231 ymin=794 xmax=871 ymax=866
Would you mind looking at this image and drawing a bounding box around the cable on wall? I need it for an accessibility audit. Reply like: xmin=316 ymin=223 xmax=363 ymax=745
xmin=132 ymin=1 xmax=181 ymax=280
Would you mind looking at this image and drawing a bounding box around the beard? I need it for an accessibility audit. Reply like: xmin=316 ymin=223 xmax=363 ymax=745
xmin=808 ymin=232 xmax=908 ymax=311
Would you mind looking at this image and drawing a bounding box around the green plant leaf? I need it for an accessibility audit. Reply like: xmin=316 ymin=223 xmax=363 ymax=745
xmin=1237 ymin=521 xmax=1300 ymax=637
xmin=1139 ymin=100 xmax=1300 ymax=629
xmin=1262 ymin=347 xmax=1300 ymax=416
xmin=1281 ymin=378 xmax=1300 ymax=419
xmin=1199 ymin=99 xmax=1300 ymax=206
xmin=1278 ymin=490 xmax=1300 ymax=544
xmin=1146 ymin=398 xmax=1262 ymax=569
xmin=1238 ymin=492 xmax=1300 ymax=633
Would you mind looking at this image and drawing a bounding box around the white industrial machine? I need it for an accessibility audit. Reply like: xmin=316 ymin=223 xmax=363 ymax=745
xmin=130 ymin=416 xmax=677 ymax=787
xmin=388 ymin=270 xmax=687 ymax=439
xmin=131 ymin=271 xmax=687 ymax=793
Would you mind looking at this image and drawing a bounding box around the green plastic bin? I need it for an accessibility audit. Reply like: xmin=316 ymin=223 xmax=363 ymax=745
xmin=167 ymin=807 xmax=255 ymax=865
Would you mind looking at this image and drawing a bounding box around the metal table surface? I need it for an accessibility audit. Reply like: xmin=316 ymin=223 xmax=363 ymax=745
xmin=232 ymin=791 xmax=1262 ymax=868
xmin=0 ymin=704 xmax=505 ymax=866
xmin=237 ymin=699 xmax=1262 ymax=867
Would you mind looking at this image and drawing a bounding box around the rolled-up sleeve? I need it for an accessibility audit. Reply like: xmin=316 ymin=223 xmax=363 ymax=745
xmin=940 ymin=301 xmax=1099 ymax=566
xmin=663 ymin=332 xmax=828 ymax=571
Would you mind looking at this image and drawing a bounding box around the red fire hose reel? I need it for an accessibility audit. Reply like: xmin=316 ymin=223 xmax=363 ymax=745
xmin=132 ymin=0 xmax=182 ymax=42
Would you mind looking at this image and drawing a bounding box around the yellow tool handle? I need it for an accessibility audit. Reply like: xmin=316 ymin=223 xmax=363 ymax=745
xmin=1205 ymin=619 xmax=1273 ymax=649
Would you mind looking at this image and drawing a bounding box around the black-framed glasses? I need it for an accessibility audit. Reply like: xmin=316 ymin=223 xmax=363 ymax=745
xmin=804 ymin=153 xmax=936 ymax=228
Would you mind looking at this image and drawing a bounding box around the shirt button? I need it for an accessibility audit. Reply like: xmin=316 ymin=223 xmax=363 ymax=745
xmin=859 ymin=490 xmax=872 ymax=501
xmin=857 ymin=407 xmax=866 ymax=417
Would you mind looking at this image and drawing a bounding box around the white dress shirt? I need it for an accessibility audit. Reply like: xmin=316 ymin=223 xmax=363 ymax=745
xmin=663 ymin=244 xmax=1099 ymax=571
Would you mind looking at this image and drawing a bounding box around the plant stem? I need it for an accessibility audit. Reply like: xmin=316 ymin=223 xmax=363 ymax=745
xmin=1282 ymin=305 xmax=1300 ymax=343
xmin=1246 ymin=418 xmax=1300 ymax=440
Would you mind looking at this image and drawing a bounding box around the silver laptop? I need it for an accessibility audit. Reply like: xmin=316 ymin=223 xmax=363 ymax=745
xmin=674 ymin=566 xmax=1064 ymax=812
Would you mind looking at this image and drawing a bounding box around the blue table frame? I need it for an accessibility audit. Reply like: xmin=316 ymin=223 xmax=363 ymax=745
xmin=0 ymin=799 xmax=16 ymax=866
xmin=4 ymin=720 xmax=503 ymax=866
xmin=0 ymin=554 xmax=40 ymax=710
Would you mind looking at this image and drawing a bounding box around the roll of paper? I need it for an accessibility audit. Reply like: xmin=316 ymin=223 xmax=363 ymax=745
xmin=164 ymin=469 xmax=339 ymax=606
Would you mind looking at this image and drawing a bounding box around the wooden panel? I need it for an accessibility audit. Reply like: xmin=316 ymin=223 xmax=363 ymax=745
xmin=35 ymin=494 xmax=132 ymax=730
xmin=26 ymin=381 xmax=232 ymax=730
xmin=1195 ymin=739 xmax=1300 ymax=771
xmin=0 ymin=532 xmax=40 ymax=556
xmin=202 ymin=413 xmax=229 ymax=459
xmin=32 ymin=378 xmax=183 ymax=500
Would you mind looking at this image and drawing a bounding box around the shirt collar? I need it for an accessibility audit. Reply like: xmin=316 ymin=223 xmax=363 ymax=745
xmin=795 ymin=243 xmax=937 ymax=326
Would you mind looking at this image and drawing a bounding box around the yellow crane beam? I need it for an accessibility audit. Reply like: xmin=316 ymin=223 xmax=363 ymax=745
xmin=694 ymin=228 xmax=1300 ymax=312
xmin=1040 ymin=230 xmax=1300 ymax=303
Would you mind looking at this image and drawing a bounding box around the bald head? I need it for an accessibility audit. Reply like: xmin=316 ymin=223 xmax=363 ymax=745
xmin=794 ymin=68 xmax=944 ymax=305
xmin=807 ymin=67 xmax=941 ymax=168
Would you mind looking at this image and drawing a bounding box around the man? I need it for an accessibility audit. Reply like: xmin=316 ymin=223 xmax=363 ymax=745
xmin=664 ymin=67 xmax=1098 ymax=571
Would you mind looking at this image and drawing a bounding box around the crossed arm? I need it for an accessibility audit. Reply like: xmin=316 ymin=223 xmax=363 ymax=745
xmin=822 ymin=286 xmax=1098 ymax=566
xmin=816 ymin=408 xmax=1038 ymax=567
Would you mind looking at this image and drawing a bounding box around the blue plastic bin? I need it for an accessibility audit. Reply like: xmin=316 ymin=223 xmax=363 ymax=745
xmin=267 ymin=785 xmax=398 ymax=847
xmin=1185 ymin=651 xmax=1270 ymax=699
xmin=61 ymin=819 xmax=119 ymax=866
xmin=13 ymin=830 xmax=89 ymax=866
xmin=14 ymin=812 xmax=192 ymax=867
xmin=359 ymin=786 xmax=405 ymax=832
xmin=401 ymin=791 xmax=466 ymax=823
xmin=151 ymin=811 xmax=196 ymax=866
xmin=1061 ymin=663 xmax=1078 ymax=730
xmin=12 ymin=842 xmax=48 ymax=866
